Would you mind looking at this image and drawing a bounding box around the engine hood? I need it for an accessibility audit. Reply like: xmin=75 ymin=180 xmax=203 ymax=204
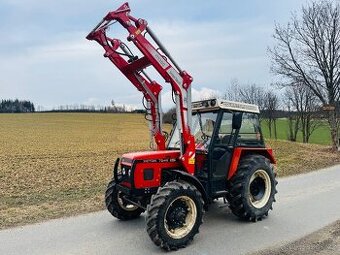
xmin=121 ymin=150 xmax=181 ymax=165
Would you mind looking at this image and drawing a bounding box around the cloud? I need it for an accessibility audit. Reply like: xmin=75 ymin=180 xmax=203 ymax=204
xmin=83 ymin=97 xmax=99 ymax=105
xmin=0 ymin=0 xmax=307 ymax=109
xmin=0 ymin=19 xmax=270 ymax=109
xmin=192 ymin=87 xmax=221 ymax=101
xmin=161 ymin=87 xmax=221 ymax=110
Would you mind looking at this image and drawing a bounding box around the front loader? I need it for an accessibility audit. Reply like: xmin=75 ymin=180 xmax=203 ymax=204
xmin=86 ymin=2 xmax=278 ymax=251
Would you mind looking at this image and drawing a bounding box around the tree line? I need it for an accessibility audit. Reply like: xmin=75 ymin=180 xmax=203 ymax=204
xmin=39 ymin=100 xmax=145 ymax=113
xmin=164 ymin=80 xmax=332 ymax=145
xmin=223 ymin=81 xmax=330 ymax=144
xmin=0 ymin=99 xmax=35 ymax=113
xmin=0 ymin=99 xmax=146 ymax=114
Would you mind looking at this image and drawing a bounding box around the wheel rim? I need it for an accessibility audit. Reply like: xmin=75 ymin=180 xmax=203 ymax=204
xmin=117 ymin=191 xmax=138 ymax=211
xmin=164 ymin=196 xmax=197 ymax=239
xmin=249 ymin=169 xmax=271 ymax=209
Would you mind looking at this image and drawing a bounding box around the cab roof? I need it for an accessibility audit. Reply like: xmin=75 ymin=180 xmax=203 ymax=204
xmin=192 ymin=99 xmax=260 ymax=114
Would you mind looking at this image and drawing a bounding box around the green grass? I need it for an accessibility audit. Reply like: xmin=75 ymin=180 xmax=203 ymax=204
xmin=261 ymin=118 xmax=331 ymax=145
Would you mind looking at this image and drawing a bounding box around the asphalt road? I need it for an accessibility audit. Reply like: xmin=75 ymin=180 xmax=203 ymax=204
xmin=1 ymin=165 xmax=339 ymax=255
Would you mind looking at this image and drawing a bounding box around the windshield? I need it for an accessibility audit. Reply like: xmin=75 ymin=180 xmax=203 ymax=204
xmin=168 ymin=111 xmax=218 ymax=150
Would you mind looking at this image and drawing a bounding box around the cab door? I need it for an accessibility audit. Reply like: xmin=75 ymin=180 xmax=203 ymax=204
xmin=210 ymin=111 xmax=234 ymax=175
xmin=209 ymin=111 xmax=239 ymax=194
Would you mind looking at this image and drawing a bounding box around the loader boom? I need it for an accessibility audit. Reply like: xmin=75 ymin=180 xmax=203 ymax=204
xmin=86 ymin=2 xmax=196 ymax=174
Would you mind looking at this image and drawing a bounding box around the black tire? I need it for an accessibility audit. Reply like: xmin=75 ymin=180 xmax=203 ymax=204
xmin=146 ymin=180 xmax=204 ymax=251
xmin=227 ymin=155 xmax=278 ymax=222
xmin=105 ymin=180 xmax=144 ymax=220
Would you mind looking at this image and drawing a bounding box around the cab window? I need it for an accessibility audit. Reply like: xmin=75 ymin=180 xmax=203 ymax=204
xmin=237 ymin=113 xmax=263 ymax=146
xmin=216 ymin=112 xmax=233 ymax=145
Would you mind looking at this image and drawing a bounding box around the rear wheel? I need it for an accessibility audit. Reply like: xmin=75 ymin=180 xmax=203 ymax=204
xmin=227 ymin=155 xmax=278 ymax=222
xmin=146 ymin=180 xmax=204 ymax=251
xmin=105 ymin=180 xmax=144 ymax=220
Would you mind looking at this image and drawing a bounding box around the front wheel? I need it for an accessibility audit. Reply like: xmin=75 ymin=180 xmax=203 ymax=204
xmin=105 ymin=180 xmax=144 ymax=220
xmin=227 ymin=155 xmax=278 ymax=222
xmin=146 ymin=180 xmax=204 ymax=251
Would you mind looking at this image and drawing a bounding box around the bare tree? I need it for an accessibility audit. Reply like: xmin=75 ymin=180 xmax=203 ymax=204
xmin=270 ymin=1 xmax=340 ymax=150
xmin=284 ymin=90 xmax=300 ymax=141
xmin=224 ymin=80 xmax=266 ymax=115
xmin=111 ymin=100 xmax=117 ymax=112
xmin=263 ymin=91 xmax=280 ymax=139
xmin=285 ymin=84 xmax=322 ymax=143
xmin=296 ymin=86 xmax=322 ymax=143
xmin=223 ymin=79 xmax=241 ymax=102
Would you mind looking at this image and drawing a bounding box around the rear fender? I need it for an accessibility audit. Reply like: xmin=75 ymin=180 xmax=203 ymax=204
xmin=163 ymin=169 xmax=210 ymax=208
xmin=228 ymin=148 xmax=276 ymax=180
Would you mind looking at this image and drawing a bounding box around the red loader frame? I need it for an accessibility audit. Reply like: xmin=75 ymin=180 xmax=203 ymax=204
xmin=86 ymin=2 xmax=196 ymax=174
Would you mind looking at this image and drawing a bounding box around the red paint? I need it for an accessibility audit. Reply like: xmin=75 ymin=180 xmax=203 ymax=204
xmin=86 ymin=3 xmax=196 ymax=174
xmin=121 ymin=181 xmax=131 ymax=188
xmin=122 ymin=150 xmax=180 ymax=161
xmin=122 ymin=150 xmax=181 ymax=188
xmin=195 ymin=152 xmax=207 ymax=173
xmin=133 ymin=161 xmax=181 ymax=188
xmin=227 ymin=147 xmax=276 ymax=180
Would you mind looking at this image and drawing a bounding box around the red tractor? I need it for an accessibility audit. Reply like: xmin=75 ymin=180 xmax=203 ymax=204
xmin=86 ymin=2 xmax=277 ymax=251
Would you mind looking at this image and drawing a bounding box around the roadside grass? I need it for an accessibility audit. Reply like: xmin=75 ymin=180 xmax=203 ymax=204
xmin=261 ymin=118 xmax=331 ymax=145
xmin=0 ymin=113 xmax=339 ymax=229
xmin=266 ymin=139 xmax=339 ymax=176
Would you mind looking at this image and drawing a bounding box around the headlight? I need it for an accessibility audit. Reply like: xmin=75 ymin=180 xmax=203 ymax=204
xmin=122 ymin=167 xmax=126 ymax=175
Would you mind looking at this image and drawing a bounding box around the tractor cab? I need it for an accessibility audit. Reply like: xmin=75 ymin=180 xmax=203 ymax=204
xmin=168 ymin=99 xmax=267 ymax=196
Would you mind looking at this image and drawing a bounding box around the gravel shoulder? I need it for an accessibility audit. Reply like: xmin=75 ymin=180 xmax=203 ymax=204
xmin=251 ymin=220 xmax=340 ymax=255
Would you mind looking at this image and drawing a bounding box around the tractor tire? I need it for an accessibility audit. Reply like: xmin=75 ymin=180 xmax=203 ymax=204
xmin=105 ymin=180 xmax=144 ymax=220
xmin=146 ymin=180 xmax=204 ymax=251
xmin=227 ymin=155 xmax=278 ymax=222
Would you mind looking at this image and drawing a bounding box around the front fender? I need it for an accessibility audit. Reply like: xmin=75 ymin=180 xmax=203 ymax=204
xmin=164 ymin=169 xmax=210 ymax=208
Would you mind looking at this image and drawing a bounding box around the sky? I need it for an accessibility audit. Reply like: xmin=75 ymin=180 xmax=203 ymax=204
xmin=0 ymin=0 xmax=310 ymax=110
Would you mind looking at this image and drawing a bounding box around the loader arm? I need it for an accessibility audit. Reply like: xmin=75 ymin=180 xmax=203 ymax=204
xmin=86 ymin=2 xmax=196 ymax=174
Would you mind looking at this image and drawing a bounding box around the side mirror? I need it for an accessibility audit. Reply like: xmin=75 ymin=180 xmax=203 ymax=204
xmin=232 ymin=112 xmax=242 ymax=130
